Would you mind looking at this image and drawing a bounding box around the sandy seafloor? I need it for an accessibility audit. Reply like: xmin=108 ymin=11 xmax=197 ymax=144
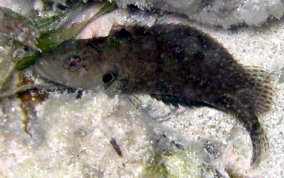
xmin=0 ymin=10 xmax=284 ymax=178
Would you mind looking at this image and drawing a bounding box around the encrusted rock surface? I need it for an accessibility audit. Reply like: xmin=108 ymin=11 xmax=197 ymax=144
xmin=113 ymin=0 xmax=284 ymax=28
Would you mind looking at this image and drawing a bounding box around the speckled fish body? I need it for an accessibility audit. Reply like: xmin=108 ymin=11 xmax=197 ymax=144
xmin=33 ymin=24 xmax=273 ymax=166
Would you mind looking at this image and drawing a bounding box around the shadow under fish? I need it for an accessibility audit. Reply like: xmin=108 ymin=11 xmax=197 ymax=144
xmin=33 ymin=24 xmax=274 ymax=166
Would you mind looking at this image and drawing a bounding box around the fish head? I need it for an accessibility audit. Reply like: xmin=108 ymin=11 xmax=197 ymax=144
xmin=33 ymin=39 xmax=120 ymax=91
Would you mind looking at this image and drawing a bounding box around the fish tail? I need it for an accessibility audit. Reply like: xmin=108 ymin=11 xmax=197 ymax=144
xmin=237 ymin=66 xmax=273 ymax=166
xmin=248 ymin=116 xmax=269 ymax=166
xmin=212 ymin=67 xmax=274 ymax=166
xmin=233 ymin=110 xmax=269 ymax=166
xmin=211 ymin=101 xmax=269 ymax=166
xmin=239 ymin=66 xmax=274 ymax=166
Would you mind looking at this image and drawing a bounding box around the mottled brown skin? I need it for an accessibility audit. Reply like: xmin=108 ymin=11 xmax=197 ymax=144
xmin=34 ymin=24 xmax=273 ymax=166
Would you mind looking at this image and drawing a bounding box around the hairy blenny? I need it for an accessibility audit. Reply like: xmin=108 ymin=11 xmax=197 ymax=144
xmin=33 ymin=24 xmax=273 ymax=166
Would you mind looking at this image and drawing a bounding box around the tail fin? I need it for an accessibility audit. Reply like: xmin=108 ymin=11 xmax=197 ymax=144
xmin=218 ymin=98 xmax=269 ymax=166
xmin=235 ymin=66 xmax=273 ymax=166
xmin=211 ymin=67 xmax=274 ymax=166
xmin=234 ymin=67 xmax=273 ymax=166
xmin=248 ymin=114 xmax=269 ymax=165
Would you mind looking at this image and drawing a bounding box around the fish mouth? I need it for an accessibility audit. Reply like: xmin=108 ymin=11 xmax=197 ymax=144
xmin=33 ymin=59 xmax=59 ymax=82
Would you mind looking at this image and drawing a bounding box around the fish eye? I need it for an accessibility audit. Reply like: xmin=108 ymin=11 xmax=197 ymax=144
xmin=64 ymin=55 xmax=82 ymax=71
xmin=102 ymin=72 xmax=117 ymax=83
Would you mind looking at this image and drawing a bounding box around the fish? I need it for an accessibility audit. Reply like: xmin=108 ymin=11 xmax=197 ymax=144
xmin=32 ymin=24 xmax=274 ymax=166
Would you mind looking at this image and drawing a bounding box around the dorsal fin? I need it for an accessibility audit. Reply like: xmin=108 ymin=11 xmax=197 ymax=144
xmin=240 ymin=66 xmax=274 ymax=116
